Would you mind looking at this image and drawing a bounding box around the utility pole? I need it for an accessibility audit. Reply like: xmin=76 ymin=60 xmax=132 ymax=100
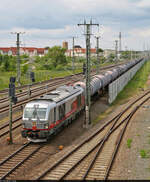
xmin=17 ymin=33 xmax=21 ymax=86
xmin=119 ymin=32 xmax=122 ymax=53
xmin=9 ymin=77 xmax=17 ymax=144
xmin=130 ymin=49 xmax=133 ymax=60
xmin=28 ymin=60 xmax=32 ymax=98
xmin=72 ymin=37 xmax=75 ymax=73
xmin=95 ymin=35 xmax=100 ymax=74
xmin=11 ymin=32 xmax=25 ymax=86
xmin=9 ymin=96 xmax=13 ymax=144
xmin=115 ymin=40 xmax=118 ymax=62
xmin=78 ymin=20 xmax=99 ymax=128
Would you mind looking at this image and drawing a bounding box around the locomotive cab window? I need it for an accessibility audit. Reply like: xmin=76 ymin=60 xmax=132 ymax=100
xmin=24 ymin=107 xmax=47 ymax=120
xmin=59 ymin=103 xmax=65 ymax=120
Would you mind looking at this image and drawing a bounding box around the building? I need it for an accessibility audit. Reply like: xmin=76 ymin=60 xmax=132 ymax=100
xmin=0 ymin=47 xmax=48 ymax=57
xmin=65 ymin=48 xmax=97 ymax=57
xmin=103 ymin=49 xmax=115 ymax=58
xmin=62 ymin=42 xmax=68 ymax=50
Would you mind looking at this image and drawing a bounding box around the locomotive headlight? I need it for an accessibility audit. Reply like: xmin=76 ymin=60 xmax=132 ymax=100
xmin=45 ymin=124 xmax=49 ymax=129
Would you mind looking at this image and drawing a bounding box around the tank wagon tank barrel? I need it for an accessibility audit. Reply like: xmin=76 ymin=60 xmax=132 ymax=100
xmin=74 ymin=58 xmax=144 ymax=96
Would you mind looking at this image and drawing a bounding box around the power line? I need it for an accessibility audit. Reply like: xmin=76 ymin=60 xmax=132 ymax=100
xmin=72 ymin=37 xmax=76 ymax=73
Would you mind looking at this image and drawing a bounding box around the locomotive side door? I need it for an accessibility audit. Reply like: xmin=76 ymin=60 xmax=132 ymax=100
xmin=59 ymin=103 xmax=66 ymax=120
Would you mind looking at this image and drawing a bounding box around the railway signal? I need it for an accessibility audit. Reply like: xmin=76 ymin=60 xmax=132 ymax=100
xmin=30 ymin=72 xmax=35 ymax=83
xmin=9 ymin=77 xmax=17 ymax=144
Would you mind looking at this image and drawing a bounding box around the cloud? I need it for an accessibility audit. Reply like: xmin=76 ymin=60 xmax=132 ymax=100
xmin=129 ymin=27 xmax=150 ymax=38
xmin=136 ymin=0 xmax=150 ymax=8
xmin=0 ymin=0 xmax=150 ymax=50
xmin=0 ymin=0 xmax=147 ymax=30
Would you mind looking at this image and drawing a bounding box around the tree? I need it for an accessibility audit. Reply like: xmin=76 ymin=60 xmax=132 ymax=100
xmin=3 ymin=59 xmax=10 ymax=71
xmin=98 ymin=48 xmax=103 ymax=53
xmin=121 ymin=51 xmax=130 ymax=59
xmin=21 ymin=64 xmax=29 ymax=75
xmin=47 ymin=46 xmax=67 ymax=67
xmin=108 ymin=53 xmax=115 ymax=62
xmin=0 ymin=54 xmax=3 ymax=65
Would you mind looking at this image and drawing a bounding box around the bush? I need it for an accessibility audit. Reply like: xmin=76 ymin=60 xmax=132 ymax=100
xmin=21 ymin=64 xmax=29 ymax=75
xmin=56 ymin=65 xmax=64 ymax=71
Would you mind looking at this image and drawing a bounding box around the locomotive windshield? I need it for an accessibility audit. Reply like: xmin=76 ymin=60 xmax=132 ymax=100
xmin=24 ymin=107 xmax=47 ymax=120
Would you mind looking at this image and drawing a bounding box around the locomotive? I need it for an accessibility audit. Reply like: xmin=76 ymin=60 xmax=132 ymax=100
xmin=21 ymin=85 xmax=85 ymax=142
xmin=21 ymin=58 xmax=145 ymax=142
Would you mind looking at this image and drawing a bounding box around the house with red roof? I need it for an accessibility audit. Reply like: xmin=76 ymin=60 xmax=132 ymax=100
xmin=0 ymin=47 xmax=48 ymax=57
xmin=65 ymin=48 xmax=97 ymax=57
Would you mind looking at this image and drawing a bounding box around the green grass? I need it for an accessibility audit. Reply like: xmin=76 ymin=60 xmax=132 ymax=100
xmin=0 ymin=71 xmax=16 ymax=90
xmin=140 ymin=149 xmax=149 ymax=158
xmin=127 ymin=138 xmax=132 ymax=148
xmin=0 ymin=67 xmax=83 ymax=90
xmin=93 ymin=60 xmax=150 ymax=124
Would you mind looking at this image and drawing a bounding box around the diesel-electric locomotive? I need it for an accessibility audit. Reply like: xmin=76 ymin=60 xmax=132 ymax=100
xmin=21 ymin=85 xmax=84 ymax=142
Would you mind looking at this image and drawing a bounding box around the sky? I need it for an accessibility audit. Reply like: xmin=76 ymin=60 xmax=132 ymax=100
xmin=0 ymin=0 xmax=150 ymax=50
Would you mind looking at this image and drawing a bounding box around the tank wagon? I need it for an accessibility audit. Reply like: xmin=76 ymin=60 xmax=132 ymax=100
xmin=74 ymin=58 xmax=144 ymax=96
xmin=21 ymin=85 xmax=84 ymax=142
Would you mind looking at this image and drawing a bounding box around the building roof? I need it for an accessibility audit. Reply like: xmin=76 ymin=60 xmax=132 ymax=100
xmin=37 ymin=48 xmax=45 ymax=54
xmin=66 ymin=48 xmax=96 ymax=54
xmin=0 ymin=47 xmax=46 ymax=55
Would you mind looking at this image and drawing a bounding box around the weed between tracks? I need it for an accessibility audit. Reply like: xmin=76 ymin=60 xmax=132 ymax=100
xmin=140 ymin=149 xmax=150 ymax=158
xmin=127 ymin=138 xmax=132 ymax=148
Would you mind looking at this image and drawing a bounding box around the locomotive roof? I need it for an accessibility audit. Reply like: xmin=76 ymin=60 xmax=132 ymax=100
xmin=35 ymin=85 xmax=82 ymax=103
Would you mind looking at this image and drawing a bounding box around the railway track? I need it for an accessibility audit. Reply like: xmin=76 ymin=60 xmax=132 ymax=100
xmin=0 ymin=62 xmax=126 ymax=105
xmin=0 ymin=63 xmax=122 ymax=96
xmin=0 ymin=86 xmax=148 ymax=180
xmin=31 ymin=90 xmax=150 ymax=180
xmin=0 ymin=75 xmax=78 ymax=107
xmin=0 ymin=142 xmax=43 ymax=180
xmin=0 ymin=77 xmax=66 ymax=104
xmin=0 ymin=116 xmax=22 ymax=138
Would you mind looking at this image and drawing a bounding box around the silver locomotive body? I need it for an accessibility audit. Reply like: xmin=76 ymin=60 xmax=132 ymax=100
xmin=21 ymin=85 xmax=84 ymax=142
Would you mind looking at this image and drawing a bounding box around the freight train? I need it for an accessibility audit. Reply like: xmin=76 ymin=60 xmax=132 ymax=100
xmin=21 ymin=58 xmax=144 ymax=142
